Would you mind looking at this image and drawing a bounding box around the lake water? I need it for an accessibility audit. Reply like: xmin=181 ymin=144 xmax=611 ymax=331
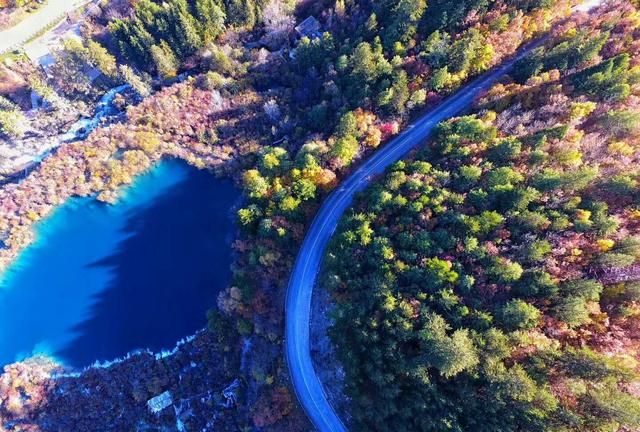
xmin=0 ymin=159 xmax=236 ymax=368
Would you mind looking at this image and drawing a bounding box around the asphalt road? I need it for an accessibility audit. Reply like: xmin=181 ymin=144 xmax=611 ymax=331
xmin=284 ymin=38 xmax=552 ymax=432
xmin=0 ymin=0 xmax=88 ymax=54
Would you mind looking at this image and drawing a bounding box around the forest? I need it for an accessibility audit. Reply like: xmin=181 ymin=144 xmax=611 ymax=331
xmin=324 ymin=2 xmax=640 ymax=430
xmin=2 ymin=0 xmax=639 ymax=430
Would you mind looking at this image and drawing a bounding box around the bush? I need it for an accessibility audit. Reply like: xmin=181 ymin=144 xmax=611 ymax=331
xmin=596 ymin=252 xmax=636 ymax=268
xmin=499 ymin=299 xmax=541 ymax=331
xmin=553 ymin=296 xmax=590 ymax=328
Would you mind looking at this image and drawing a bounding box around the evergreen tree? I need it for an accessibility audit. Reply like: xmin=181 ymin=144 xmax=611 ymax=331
xmin=195 ymin=0 xmax=227 ymax=43
xmin=118 ymin=65 xmax=151 ymax=97
xmin=151 ymin=40 xmax=179 ymax=79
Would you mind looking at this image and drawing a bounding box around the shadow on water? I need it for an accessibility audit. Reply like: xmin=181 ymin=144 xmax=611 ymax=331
xmin=56 ymin=162 xmax=237 ymax=367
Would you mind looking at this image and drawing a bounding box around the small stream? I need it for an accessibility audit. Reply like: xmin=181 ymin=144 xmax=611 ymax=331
xmin=58 ymin=84 xmax=130 ymax=143
xmin=2 ymin=84 xmax=131 ymax=185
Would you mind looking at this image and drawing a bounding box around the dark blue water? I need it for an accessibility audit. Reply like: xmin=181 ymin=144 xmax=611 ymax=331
xmin=0 ymin=159 xmax=236 ymax=368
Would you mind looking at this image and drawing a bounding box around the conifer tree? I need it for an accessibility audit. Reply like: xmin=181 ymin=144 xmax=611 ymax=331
xmin=195 ymin=0 xmax=227 ymax=43
xmin=151 ymin=40 xmax=179 ymax=79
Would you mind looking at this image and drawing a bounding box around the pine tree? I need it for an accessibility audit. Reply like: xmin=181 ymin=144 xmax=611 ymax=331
xmin=170 ymin=3 xmax=203 ymax=57
xmin=151 ymin=40 xmax=179 ymax=79
xmin=195 ymin=0 xmax=227 ymax=43
xmin=128 ymin=20 xmax=156 ymax=64
xmin=118 ymin=65 xmax=151 ymax=97
xmin=225 ymin=0 xmax=257 ymax=28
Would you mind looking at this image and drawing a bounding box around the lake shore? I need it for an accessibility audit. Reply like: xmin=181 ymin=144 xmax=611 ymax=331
xmin=0 ymin=329 xmax=244 ymax=431
xmin=0 ymin=77 xmax=262 ymax=273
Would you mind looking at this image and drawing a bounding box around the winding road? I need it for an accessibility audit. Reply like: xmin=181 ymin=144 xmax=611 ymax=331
xmin=284 ymin=0 xmax=603 ymax=426
xmin=284 ymin=41 xmax=546 ymax=432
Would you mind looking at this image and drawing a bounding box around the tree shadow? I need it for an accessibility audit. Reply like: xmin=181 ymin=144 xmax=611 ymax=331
xmin=56 ymin=162 xmax=237 ymax=368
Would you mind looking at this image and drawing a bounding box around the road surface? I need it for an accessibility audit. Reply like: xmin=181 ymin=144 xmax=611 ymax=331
xmin=0 ymin=0 xmax=89 ymax=54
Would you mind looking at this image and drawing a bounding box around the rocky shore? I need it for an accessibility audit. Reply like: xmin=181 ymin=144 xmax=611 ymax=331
xmin=0 ymin=85 xmax=132 ymax=184
xmin=0 ymin=330 xmax=242 ymax=431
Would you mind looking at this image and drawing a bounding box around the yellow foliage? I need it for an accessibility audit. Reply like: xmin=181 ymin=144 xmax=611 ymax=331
xmin=26 ymin=210 xmax=39 ymax=221
xmin=608 ymin=141 xmax=634 ymax=157
xmin=597 ymin=239 xmax=615 ymax=252
xmin=272 ymin=177 xmax=283 ymax=194
xmin=364 ymin=127 xmax=382 ymax=148
xmin=482 ymin=111 xmax=497 ymax=123
xmin=615 ymin=354 xmax=639 ymax=370
xmin=575 ymin=209 xmax=591 ymax=222
xmin=569 ymin=101 xmax=597 ymax=120
xmin=394 ymin=260 xmax=408 ymax=272
xmin=555 ymin=148 xmax=582 ymax=167
xmin=603 ymin=283 xmax=625 ymax=299
xmin=135 ymin=130 xmax=161 ymax=153
xmin=568 ymin=130 xmax=584 ymax=144
xmin=565 ymin=28 xmax=578 ymax=39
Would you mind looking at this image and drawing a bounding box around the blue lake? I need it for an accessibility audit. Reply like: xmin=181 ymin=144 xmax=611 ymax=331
xmin=0 ymin=159 xmax=236 ymax=368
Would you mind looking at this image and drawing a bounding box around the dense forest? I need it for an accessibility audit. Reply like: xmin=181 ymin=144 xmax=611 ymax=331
xmin=228 ymin=0 xmax=573 ymax=315
xmin=217 ymin=1 xmax=577 ymax=424
xmin=324 ymin=2 xmax=640 ymax=430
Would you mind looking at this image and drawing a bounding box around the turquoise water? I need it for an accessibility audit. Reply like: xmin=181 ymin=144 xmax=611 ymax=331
xmin=0 ymin=159 xmax=236 ymax=368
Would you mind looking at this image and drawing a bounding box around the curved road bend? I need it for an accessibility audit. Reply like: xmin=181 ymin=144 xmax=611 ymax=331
xmin=285 ymin=37 xmax=557 ymax=432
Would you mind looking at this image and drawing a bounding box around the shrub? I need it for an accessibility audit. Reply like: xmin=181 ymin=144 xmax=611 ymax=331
xmin=499 ymin=299 xmax=541 ymax=331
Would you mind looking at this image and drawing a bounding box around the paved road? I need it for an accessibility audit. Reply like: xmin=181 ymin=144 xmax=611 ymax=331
xmin=0 ymin=0 xmax=88 ymax=54
xmin=283 ymin=36 xmax=559 ymax=432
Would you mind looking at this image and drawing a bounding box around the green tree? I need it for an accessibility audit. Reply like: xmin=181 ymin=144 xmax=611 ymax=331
xmin=430 ymin=66 xmax=453 ymax=92
xmin=421 ymin=30 xmax=451 ymax=68
xmin=225 ymin=0 xmax=257 ymax=28
xmin=514 ymin=270 xmax=557 ymax=298
xmin=524 ymin=239 xmax=552 ymax=263
xmin=86 ymin=40 xmax=119 ymax=79
xmin=195 ymin=0 xmax=226 ymax=43
xmin=553 ymin=296 xmax=590 ymax=328
xmin=331 ymin=135 xmax=359 ymax=165
xmin=379 ymin=0 xmax=427 ymax=51
xmin=419 ymin=313 xmax=479 ymax=378
xmin=151 ymin=40 xmax=179 ymax=79
xmin=499 ymin=299 xmax=540 ymax=330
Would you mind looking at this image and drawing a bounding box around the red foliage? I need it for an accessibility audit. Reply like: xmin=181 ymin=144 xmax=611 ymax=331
xmin=251 ymin=387 xmax=293 ymax=428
